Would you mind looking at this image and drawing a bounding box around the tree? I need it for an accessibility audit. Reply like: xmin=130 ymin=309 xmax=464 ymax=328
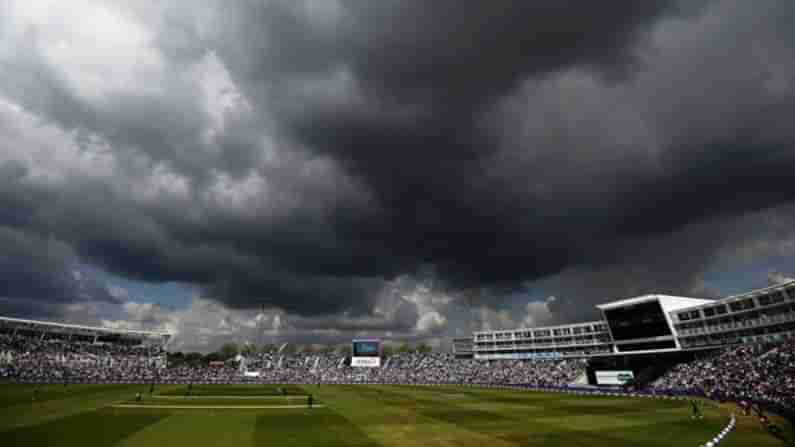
xmin=166 ymin=352 xmax=185 ymax=368
xmin=240 ymin=343 xmax=257 ymax=357
xmin=184 ymin=352 xmax=203 ymax=366
xmin=219 ymin=342 xmax=239 ymax=360
xmin=281 ymin=343 xmax=297 ymax=355
xmin=381 ymin=344 xmax=396 ymax=357
xmin=337 ymin=344 xmax=352 ymax=356
xmin=396 ymin=343 xmax=412 ymax=354
xmin=260 ymin=344 xmax=276 ymax=353
xmin=319 ymin=345 xmax=336 ymax=354
xmin=416 ymin=343 xmax=432 ymax=354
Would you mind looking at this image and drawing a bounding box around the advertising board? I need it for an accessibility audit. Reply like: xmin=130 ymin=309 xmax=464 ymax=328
xmin=595 ymin=370 xmax=634 ymax=385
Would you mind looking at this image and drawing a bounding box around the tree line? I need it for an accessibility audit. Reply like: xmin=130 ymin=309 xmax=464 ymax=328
xmin=166 ymin=342 xmax=434 ymax=368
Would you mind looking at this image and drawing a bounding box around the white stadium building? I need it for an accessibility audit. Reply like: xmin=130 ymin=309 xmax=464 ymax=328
xmin=468 ymin=280 xmax=795 ymax=360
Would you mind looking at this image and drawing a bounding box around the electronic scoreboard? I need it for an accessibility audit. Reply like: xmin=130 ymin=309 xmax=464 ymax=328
xmin=351 ymin=339 xmax=381 ymax=367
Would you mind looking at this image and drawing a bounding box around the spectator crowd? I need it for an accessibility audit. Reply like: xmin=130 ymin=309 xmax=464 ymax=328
xmin=2 ymin=330 xmax=793 ymax=411
xmin=651 ymin=339 xmax=795 ymax=410
xmin=0 ymin=331 xmax=585 ymax=386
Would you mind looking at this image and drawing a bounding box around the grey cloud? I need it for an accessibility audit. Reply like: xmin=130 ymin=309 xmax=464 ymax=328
xmin=0 ymin=225 xmax=118 ymax=318
xmin=341 ymin=1 xmax=677 ymax=105
xmin=0 ymin=0 xmax=794 ymax=340
xmin=769 ymin=272 xmax=795 ymax=285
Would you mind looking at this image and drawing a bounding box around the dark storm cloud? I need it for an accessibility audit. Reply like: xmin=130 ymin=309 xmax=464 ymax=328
xmin=32 ymin=179 xmax=387 ymax=316
xmin=1 ymin=0 xmax=795 ymax=335
xmin=0 ymin=223 xmax=118 ymax=318
xmin=272 ymin=0 xmax=682 ymax=288
xmin=341 ymin=0 xmax=676 ymax=105
xmin=543 ymin=202 xmax=795 ymax=325
xmin=0 ymin=161 xmax=45 ymax=230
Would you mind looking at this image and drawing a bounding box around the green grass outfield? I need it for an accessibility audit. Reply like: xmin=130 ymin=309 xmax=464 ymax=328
xmin=0 ymin=383 xmax=791 ymax=446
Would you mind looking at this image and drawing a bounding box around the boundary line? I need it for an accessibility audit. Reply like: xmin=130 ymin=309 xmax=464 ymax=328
xmin=152 ymin=395 xmax=309 ymax=399
xmin=111 ymin=404 xmax=326 ymax=409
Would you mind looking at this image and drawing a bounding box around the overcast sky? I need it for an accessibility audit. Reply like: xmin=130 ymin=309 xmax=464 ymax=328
xmin=1 ymin=0 xmax=794 ymax=352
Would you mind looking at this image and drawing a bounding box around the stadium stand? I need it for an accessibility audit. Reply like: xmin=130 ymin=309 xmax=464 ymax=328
xmin=651 ymin=339 xmax=795 ymax=410
xmin=1 ymin=280 xmax=793 ymax=421
xmin=0 ymin=316 xmax=169 ymax=382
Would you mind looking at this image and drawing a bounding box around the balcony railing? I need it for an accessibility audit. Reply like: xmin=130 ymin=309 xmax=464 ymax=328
xmin=676 ymin=312 xmax=795 ymax=337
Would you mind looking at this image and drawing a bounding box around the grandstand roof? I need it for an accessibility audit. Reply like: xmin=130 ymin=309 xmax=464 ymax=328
xmin=595 ymin=294 xmax=713 ymax=311
xmin=726 ymin=279 xmax=795 ymax=299
xmin=0 ymin=316 xmax=171 ymax=338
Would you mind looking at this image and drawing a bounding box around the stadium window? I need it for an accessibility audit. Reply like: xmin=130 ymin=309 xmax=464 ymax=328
xmin=771 ymin=291 xmax=786 ymax=303
xmin=729 ymin=301 xmax=743 ymax=312
xmin=758 ymin=295 xmax=772 ymax=306
xmin=715 ymin=305 xmax=727 ymax=315
xmin=742 ymin=299 xmax=755 ymax=310
xmin=690 ymin=310 xmax=701 ymax=320
xmin=678 ymin=312 xmax=690 ymax=321
xmin=703 ymin=307 xmax=716 ymax=317
xmin=616 ymin=340 xmax=677 ymax=352
xmin=766 ymin=306 xmax=783 ymax=317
